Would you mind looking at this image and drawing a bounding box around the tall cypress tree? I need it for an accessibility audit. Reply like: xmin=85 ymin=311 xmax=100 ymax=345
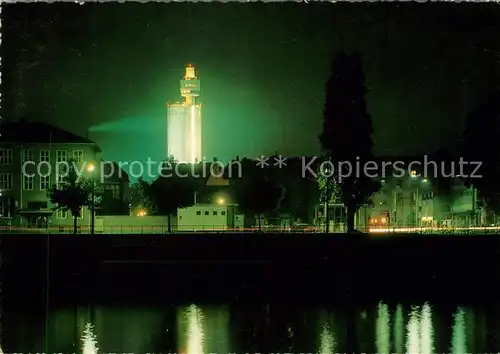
xmin=319 ymin=50 xmax=380 ymax=233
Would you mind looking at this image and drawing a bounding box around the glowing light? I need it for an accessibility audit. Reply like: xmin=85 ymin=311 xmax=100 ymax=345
xmin=376 ymin=302 xmax=390 ymax=354
xmin=217 ymin=198 xmax=225 ymax=205
xmin=380 ymin=217 xmax=387 ymax=224
xmin=87 ymin=163 xmax=95 ymax=172
xmin=81 ymin=322 xmax=99 ymax=354
xmin=137 ymin=210 xmax=147 ymax=216
xmin=191 ymin=105 xmax=196 ymax=163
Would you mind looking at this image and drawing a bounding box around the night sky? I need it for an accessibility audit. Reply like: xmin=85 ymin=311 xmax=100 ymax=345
xmin=2 ymin=3 xmax=499 ymax=167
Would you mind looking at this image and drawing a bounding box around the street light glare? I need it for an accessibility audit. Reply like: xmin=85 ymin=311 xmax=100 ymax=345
xmin=87 ymin=163 xmax=95 ymax=172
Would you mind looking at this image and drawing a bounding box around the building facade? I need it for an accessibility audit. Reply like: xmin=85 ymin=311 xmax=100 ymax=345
xmin=167 ymin=64 xmax=202 ymax=163
xmin=177 ymin=204 xmax=243 ymax=231
xmin=0 ymin=121 xmax=103 ymax=229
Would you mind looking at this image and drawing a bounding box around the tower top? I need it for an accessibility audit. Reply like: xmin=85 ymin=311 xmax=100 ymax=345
xmin=185 ymin=64 xmax=196 ymax=80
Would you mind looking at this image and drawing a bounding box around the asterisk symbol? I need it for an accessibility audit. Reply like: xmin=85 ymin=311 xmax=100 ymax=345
xmin=274 ymin=155 xmax=287 ymax=168
xmin=255 ymin=155 xmax=269 ymax=168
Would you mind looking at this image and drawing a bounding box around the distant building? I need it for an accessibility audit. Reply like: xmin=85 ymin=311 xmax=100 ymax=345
xmin=0 ymin=121 xmax=101 ymax=227
xmin=0 ymin=121 xmax=128 ymax=230
xmin=177 ymin=204 xmax=243 ymax=231
xmin=95 ymin=161 xmax=130 ymax=216
xmin=167 ymin=64 xmax=202 ymax=163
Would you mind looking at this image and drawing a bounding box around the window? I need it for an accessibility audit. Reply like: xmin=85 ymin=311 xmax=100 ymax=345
xmin=221 ymin=211 xmax=226 ymax=216
xmin=56 ymin=209 xmax=67 ymax=219
xmin=213 ymin=211 xmax=217 ymax=215
xmin=73 ymin=150 xmax=83 ymax=163
xmin=196 ymin=210 xmax=201 ymax=216
xmin=204 ymin=211 xmax=209 ymax=216
xmin=56 ymin=174 xmax=65 ymax=187
xmin=40 ymin=175 xmax=50 ymax=190
xmin=0 ymin=173 xmax=13 ymax=190
xmin=22 ymin=149 xmax=34 ymax=163
xmin=23 ymin=175 xmax=34 ymax=191
xmin=40 ymin=150 xmax=50 ymax=163
xmin=0 ymin=149 xmax=13 ymax=165
xmin=56 ymin=150 xmax=67 ymax=163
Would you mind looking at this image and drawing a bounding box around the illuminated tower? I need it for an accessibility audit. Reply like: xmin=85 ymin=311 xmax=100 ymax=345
xmin=167 ymin=64 xmax=202 ymax=163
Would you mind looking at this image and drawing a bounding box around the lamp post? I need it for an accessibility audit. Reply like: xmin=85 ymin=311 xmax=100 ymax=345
xmin=87 ymin=163 xmax=95 ymax=235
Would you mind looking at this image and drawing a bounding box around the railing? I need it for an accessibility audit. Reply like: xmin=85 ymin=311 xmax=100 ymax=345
xmin=0 ymin=225 xmax=323 ymax=234
xmin=1 ymin=224 xmax=500 ymax=235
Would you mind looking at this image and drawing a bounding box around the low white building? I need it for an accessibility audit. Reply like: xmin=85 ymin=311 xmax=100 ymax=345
xmin=177 ymin=203 xmax=244 ymax=231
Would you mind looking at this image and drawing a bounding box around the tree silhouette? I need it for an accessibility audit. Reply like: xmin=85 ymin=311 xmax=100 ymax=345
xmin=319 ymin=51 xmax=380 ymax=233
xmin=145 ymin=156 xmax=200 ymax=233
xmin=233 ymin=158 xmax=282 ymax=231
xmin=460 ymin=91 xmax=500 ymax=222
xmin=48 ymin=159 xmax=93 ymax=234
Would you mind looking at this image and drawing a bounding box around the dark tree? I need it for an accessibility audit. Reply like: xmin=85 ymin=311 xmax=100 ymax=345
xmin=97 ymin=190 xmax=129 ymax=216
xmin=146 ymin=157 xmax=201 ymax=233
xmin=278 ymin=157 xmax=320 ymax=223
xmin=319 ymin=51 xmax=380 ymax=233
xmin=233 ymin=158 xmax=282 ymax=231
xmin=48 ymin=159 xmax=93 ymax=234
xmin=460 ymin=91 xmax=500 ymax=222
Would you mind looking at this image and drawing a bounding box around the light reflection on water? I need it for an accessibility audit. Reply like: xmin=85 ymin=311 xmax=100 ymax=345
xmin=3 ymin=302 xmax=497 ymax=353
xmin=81 ymin=322 xmax=99 ymax=354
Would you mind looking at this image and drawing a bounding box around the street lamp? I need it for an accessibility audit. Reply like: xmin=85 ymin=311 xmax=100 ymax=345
xmin=87 ymin=163 xmax=95 ymax=235
xmin=216 ymin=197 xmax=225 ymax=205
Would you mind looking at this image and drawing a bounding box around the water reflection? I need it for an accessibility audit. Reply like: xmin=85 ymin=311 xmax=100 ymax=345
xmin=376 ymin=302 xmax=390 ymax=354
xmin=451 ymin=307 xmax=466 ymax=354
xmin=406 ymin=303 xmax=434 ymax=354
xmin=177 ymin=304 xmax=230 ymax=354
xmin=3 ymin=302 xmax=497 ymax=352
xmin=81 ymin=322 xmax=99 ymax=354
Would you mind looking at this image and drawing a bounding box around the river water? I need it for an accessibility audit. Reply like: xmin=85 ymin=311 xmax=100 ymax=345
xmin=3 ymin=302 xmax=499 ymax=353
xmin=2 ymin=235 xmax=500 ymax=352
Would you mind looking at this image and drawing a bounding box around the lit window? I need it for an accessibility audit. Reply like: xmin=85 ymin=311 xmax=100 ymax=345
xmin=57 ymin=209 xmax=67 ymax=219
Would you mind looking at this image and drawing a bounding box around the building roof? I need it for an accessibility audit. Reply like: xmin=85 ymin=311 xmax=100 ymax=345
xmin=101 ymin=160 xmax=130 ymax=183
xmin=0 ymin=121 xmax=97 ymax=145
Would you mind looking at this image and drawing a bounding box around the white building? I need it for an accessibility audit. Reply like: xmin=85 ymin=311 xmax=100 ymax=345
xmin=177 ymin=204 xmax=244 ymax=231
xmin=167 ymin=64 xmax=202 ymax=163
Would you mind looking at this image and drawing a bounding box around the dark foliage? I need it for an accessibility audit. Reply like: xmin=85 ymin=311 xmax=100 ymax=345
xmin=460 ymin=91 xmax=500 ymax=214
xmin=232 ymin=158 xmax=283 ymax=230
xmin=48 ymin=158 xmax=92 ymax=234
xmin=318 ymin=50 xmax=380 ymax=232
